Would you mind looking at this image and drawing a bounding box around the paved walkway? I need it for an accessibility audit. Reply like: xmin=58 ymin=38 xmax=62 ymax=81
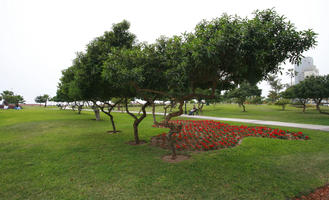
xmin=70 ymin=108 xmax=329 ymax=132
xmin=179 ymin=114 xmax=329 ymax=132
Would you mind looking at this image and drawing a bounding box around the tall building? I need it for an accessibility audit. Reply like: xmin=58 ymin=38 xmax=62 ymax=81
xmin=294 ymin=57 xmax=319 ymax=85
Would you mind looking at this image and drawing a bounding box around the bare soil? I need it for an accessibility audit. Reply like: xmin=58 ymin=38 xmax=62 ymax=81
xmin=293 ymin=185 xmax=329 ymax=200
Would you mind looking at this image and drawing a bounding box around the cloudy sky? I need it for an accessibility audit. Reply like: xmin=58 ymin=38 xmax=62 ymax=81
xmin=1 ymin=0 xmax=328 ymax=103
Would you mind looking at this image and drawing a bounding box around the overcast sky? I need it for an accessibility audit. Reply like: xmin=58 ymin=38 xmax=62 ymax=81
xmin=1 ymin=0 xmax=328 ymax=103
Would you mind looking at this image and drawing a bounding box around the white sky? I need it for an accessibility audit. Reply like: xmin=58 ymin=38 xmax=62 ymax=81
xmin=1 ymin=0 xmax=328 ymax=103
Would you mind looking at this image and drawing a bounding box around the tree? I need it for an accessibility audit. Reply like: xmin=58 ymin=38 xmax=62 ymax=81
xmin=103 ymin=9 xmax=316 ymax=159
xmin=103 ymin=44 xmax=155 ymax=142
xmin=35 ymin=94 xmax=50 ymax=107
xmin=225 ymin=82 xmax=262 ymax=112
xmin=302 ymin=75 xmax=329 ymax=114
xmin=206 ymin=89 xmax=222 ymax=106
xmin=267 ymin=75 xmax=286 ymax=103
xmin=35 ymin=96 xmax=43 ymax=106
xmin=1 ymin=90 xmax=25 ymax=106
xmin=76 ymin=20 xmax=136 ymax=130
xmin=282 ymin=82 xmax=309 ymax=112
xmin=247 ymin=96 xmax=263 ymax=105
xmin=274 ymin=99 xmax=291 ymax=110
xmin=286 ymin=68 xmax=297 ymax=87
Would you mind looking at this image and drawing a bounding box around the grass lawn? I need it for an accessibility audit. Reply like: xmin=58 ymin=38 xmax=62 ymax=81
xmin=0 ymin=107 xmax=328 ymax=199
xmin=125 ymin=103 xmax=329 ymax=126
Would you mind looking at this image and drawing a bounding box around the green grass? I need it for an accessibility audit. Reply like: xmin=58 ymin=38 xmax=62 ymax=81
xmin=0 ymin=107 xmax=329 ymax=199
xmin=125 ymin=103 xmax=329 ymax=125
xmin=199 ymin=103 xmax=329 ymax=125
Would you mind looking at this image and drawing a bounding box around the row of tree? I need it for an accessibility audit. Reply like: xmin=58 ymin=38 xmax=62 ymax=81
xmin=53 ymin=9 xmax=316 ymax=158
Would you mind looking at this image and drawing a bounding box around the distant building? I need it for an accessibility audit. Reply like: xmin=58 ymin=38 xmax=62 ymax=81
xmin=294 ymin=57 xmax=319 ymax=85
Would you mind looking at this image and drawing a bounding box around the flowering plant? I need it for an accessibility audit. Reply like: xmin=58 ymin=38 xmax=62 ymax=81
xmin=151 ymin=120 xmax=309 ymax=151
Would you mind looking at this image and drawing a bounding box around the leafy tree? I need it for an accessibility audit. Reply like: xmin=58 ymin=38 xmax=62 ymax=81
xmin=302 ymin=75 xmax=329 ymax=113
xmin=282 ymin=82 xmax=309 ymax=112
xmin=267 ymin=75 xmax=286 ymax=103
xmin=1 ymin=90 xmax=25 ymax=106
xmin=35 ymin=94 xmax=50 ymax=107
xmin=56 ymin=66 xmax=76 ymax=104
xmin=286 ymin=68 xmax=297 ymax=87
xmin=206 ymin=89 xmax=222 ymax=106
xmin=35 ymin=96 xmax=43 ymax=106
xmin=225 ymin=82 xmax=262 ymax=112
xmin=103 ymin=44 xmax=155 ymax=142
xmin=274 ymin=98 xmax=291 ymax=110
xmin=247 ymin=96 xmax=263 ymax=105
xmin=74 ymin=20 xmax=136 ymax=130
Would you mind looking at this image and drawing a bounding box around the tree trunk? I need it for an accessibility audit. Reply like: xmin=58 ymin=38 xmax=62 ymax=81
xmin=160 ymin=100 xmax=184 ymax=159
xmin=109 ymin=113 xmax=117 ymax=133
xmin=197 ymin=102 xmax=204 ymax=112
xmin=93 ymin=107 xmax=101 ymax=121
xmin=125 ymin=99 xmax=150 ymax=144
xmin=152 ymin=102 xmax=157 ymax=124
xmin=314 ymin=98 xmax=322 ymax=113
xmin=169 ymin=101 xmax=176 ymax=112
xmin=133 ymin=120 xmax=140 ymax=144
xmin=44 ymin=101 xmax=47 ymax=107
xmin=78 ymin=105 xmax=83 ymax=114
xmin=303 ymin=104 xmax=306 ymax=112
xmin=164 ymin=106 xmax=168 ymax=118
xmin=200 ymin=103 xmax=204 ymax=112
xmin=168 ymin=129 xmax=177 ymax=159
xmin=282 ymin=104 xmax=285 ymax=111
xmin=241 ymin=103 xmax=246 ymax=112
xmin=98 ymin=100 xmax=122 ymax=132
xmin=90 ymin=101 xmax=101 ymax=121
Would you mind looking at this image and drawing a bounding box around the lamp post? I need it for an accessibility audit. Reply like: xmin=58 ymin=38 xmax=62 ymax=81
xmin=184 ymin=101 xmax=187 ymax=114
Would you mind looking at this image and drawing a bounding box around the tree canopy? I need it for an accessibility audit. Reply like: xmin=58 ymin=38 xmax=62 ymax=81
xmin=267 ymin=75 xmax=286 ymax=103
xmin=225 ymin=82 xmax=262 ymax=112
xmin=35 ymin=94 xmax=50 ymax=107
xmin=1 ymin=90 xmax=25 ymax=106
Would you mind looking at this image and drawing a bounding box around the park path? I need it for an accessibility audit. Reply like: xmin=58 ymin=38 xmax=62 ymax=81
xmin=110 ymin=110 xmax=329 ymax=132
xmin=179 ymin=114 xmax=329 ymax=132
xmin=66 ymin=108 xmax=329 ymax=132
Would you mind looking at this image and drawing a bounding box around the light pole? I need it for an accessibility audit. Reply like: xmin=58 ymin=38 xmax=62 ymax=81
xmin=184 ymin=101 xmax=187 ymax=114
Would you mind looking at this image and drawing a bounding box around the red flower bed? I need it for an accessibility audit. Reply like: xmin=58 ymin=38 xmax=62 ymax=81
xmin=151 ymin=120 xmax=309 ymax=151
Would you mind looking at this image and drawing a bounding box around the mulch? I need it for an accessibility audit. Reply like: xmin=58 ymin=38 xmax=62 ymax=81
xmin=293 ymin=185 xmax=329 ymax=200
